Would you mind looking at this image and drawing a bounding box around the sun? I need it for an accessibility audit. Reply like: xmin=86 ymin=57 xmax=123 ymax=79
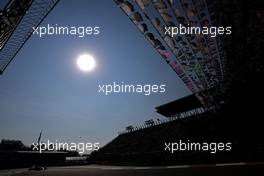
xmin=76 ymin=54 xmax=96 ymax=72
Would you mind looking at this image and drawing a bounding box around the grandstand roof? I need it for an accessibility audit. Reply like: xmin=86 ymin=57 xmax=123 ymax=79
xmin=155 ymin=94 xmax=202 ymax=117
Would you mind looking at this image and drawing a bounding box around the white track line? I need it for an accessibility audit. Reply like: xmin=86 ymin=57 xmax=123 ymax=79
xmin=215 ymin=163 xmax=246 ymax=167
xmin=101 ymin=167 xmax=124 ymax=170
xmin=166 ymin=165 xmax=190 ymax=169
xmin=134 ymin=167 xmax=151 ymax=170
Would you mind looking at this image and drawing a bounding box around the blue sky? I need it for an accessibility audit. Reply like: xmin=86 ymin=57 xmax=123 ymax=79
xmin=0 ymin=0 xmax=190 ymax=147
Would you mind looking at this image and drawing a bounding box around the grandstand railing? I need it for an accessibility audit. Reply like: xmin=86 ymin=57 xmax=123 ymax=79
xmin=118 ymin=107 xmax=206 ymax=135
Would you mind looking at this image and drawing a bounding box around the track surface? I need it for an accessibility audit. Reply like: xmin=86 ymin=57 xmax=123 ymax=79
xmin=1 ymin=163 xmax=263 ymax=176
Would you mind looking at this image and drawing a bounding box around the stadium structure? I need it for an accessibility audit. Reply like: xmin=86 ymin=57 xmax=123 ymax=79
xmin=113 ymin=0 xmax=227 ymax=109
xmin=0 ymin=0 xmax=60 ymax=74
xmin=90 ymin=0 xmax=264 ymax=166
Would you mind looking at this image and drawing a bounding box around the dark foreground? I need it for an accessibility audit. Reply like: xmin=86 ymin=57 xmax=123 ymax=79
xmin=1 ymin=163 xmax=263 ymax=176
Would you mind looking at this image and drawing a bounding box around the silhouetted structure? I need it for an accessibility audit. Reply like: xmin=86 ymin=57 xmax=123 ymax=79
xmin=0 ymin=151 xmax=67 ymax=169
xmin=0 ymin=0 xmax=60 ymax=74
xmin=90 ymin=0 xmax=264 ymax=166
xmin=156 ymin=94 xmax=203 ymax=117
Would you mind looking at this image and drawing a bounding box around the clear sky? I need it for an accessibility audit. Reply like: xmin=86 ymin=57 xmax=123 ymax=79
xmin=0 ymin=0 xmax=190 ymax=147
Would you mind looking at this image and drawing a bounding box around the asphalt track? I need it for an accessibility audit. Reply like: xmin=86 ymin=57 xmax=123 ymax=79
xmin=1 ymin=163 xmax=263 ymax=176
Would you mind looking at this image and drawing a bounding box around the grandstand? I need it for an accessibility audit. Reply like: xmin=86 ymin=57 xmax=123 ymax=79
xmin=90 ymin=94 xmax=263 ymax=166
xmin=0 ymin=0 xmax=60 ymax=74
xmin=114 ymin=0 xmax=227 ymax=108
xmin=90 ymin=0 xmax=264 ymax=166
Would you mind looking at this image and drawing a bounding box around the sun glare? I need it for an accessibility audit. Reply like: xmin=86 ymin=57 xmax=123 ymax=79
xmin=77 ymin=54 xmax=96 ymax=72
